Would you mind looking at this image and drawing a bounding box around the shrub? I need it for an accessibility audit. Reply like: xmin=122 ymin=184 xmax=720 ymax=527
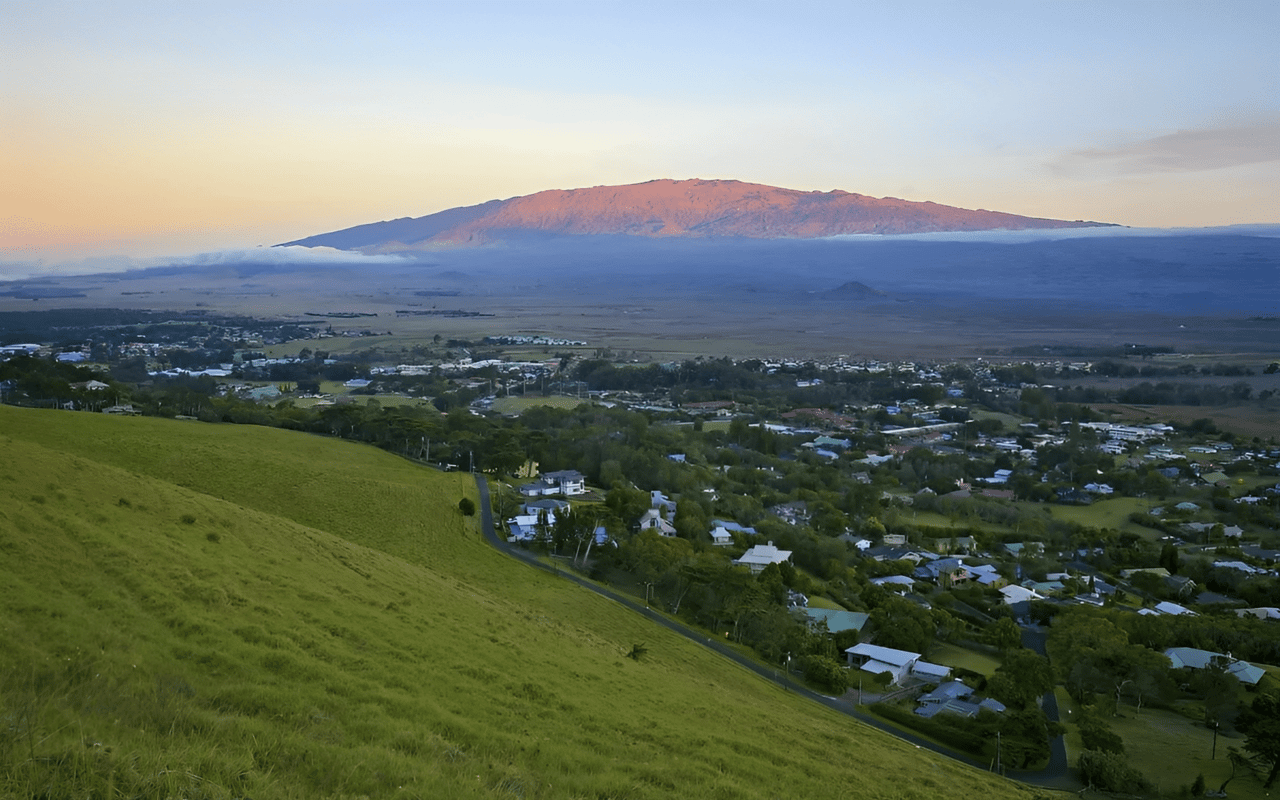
xmin=458 ymin=497 xmax=476 ymax=516
xmin=1077 ymin=750 xmax=1151 ymax=793
xmin=800 ymin=654 xmax=848 ymax=695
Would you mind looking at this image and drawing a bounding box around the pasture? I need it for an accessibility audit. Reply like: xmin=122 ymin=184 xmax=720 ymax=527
xmin=0 ymin=405 xmax=1041 ymax=800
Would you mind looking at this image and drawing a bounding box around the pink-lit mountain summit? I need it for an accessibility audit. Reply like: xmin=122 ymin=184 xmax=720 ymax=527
xmin=282 ymin=179 xmax=1112 ymax=252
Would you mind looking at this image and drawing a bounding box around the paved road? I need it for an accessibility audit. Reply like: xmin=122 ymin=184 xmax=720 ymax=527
xmin=474 ymin=475 xmax=1078 ymax=789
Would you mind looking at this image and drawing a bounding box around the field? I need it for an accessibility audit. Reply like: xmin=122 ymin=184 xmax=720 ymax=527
xmin=928 ymin=642 xmax=1002 ymax=678
xmin=0 ymin=406 xmax=1043 ymax=800
xmin=1058 ymin=691 xmax=1272 ymax=800
xmin=1041 ymin=496 xmax=1160 ymax=537
xmin=490 ymin=395 xmax=588 ymax=415
xmin=1089 ymin=403 xmax=1280 ymax=442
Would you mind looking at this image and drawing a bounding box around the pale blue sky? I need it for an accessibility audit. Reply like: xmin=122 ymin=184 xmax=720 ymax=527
xmin=3 ymin=0 xmax=1278 ymax=265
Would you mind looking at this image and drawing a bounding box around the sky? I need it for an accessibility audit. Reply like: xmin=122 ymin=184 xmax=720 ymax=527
xmin=3 ymin=0 xmax=1279 ymax=272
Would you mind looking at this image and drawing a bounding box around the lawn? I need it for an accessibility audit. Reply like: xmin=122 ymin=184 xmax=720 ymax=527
xmin=490 ymin=395 xmax=587 ymax=415
xmin=806 ymin=595 xmax=845 ymax=611
xmin=1042 ymin=496 xmax=1162 ymax=537
xmin=928 ymin=641 xmax=1002 ymax=678
xmin=1057 ymin=690 xmax=1272 ymax=800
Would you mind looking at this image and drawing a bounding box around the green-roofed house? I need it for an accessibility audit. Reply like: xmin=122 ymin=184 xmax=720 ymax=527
xmin=799 ymin=607 xmax=870 ymax=637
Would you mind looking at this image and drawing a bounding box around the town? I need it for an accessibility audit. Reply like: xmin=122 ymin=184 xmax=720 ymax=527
xmin=3 ymin=308 xmax=1280 ymax=792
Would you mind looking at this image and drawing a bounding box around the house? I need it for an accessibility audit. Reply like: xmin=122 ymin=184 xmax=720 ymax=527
xmin=984 ymin=469 xmax=1013 ymax=485
xmin=970 ymin=564 xmax=1008 ymax=589
xmin=845 ymin=643 xmax=920 ymax=684
xmin=915 ymin=681 xmax=979 ymax=718
xmin=1237 ymin=607 xmax=1280 ymax=621
xmin=712 ymin=519 xmax=757 ymax=536
xmin=650 ymin=491 xmax=677 ymax=515
xmin=838 ymin=532 xmax=873 ymax=551
xmin=519 ymin=469 xmax=587 ymax=497
xmin=523 ymin=498 xmax=568 ymax=518
xmin=768 ymin=501 xmax=810 ymax=526
xmin=915 ymin=557 xmax=971 ymax=588
xmin=246 ymin=385 xmax=282 ymax=401
xmin=1165 ymin=647 xmax=1265 ymax=685
xmin=506 ymin=515 xmax=544 ymax=542
xmin=845 ymin=643 xmax=949 ymax=686
xmin=637 ymin=509 xmax=676 ymax=537
xmin=709 ymin=525 xmax=735 ymax=547
xmin=1004 ymin=542 xmax=1044 ymax=558
xmin=866 ymin=546 xmax=936 ymax=564
xmin=999 ymin=585 xmax=1042 ymax=605
xmin=929 ymin=536 xmax=975 ymax=555
xmin=734 ymin=542 xmax=792 ymax=574
xmin=1145 ymin=601 xmax=1195 ymax=616
xmin=870 ymin=575 xmax=916 ymax=591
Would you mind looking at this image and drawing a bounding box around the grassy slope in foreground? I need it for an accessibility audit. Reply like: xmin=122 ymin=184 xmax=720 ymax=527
xmin=0 ymin=406 xmax=1037 ymax=800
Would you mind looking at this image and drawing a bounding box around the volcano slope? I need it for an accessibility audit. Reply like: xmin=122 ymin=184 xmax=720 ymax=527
xmin=0 ymin=406 xmax=1041 ymax=799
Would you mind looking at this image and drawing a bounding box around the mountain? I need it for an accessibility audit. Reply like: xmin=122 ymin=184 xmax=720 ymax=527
xmin=281 ymin=178 xmax=1113 ymax=251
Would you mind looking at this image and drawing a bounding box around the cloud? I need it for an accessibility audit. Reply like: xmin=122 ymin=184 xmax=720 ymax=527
xmin=0 ymin=246 xmax=414 ymax=282
xmin=826 ymin=224 xmax=1280 ymax=244
xmin=1054 ymin=119 xmax=1280 ymax=176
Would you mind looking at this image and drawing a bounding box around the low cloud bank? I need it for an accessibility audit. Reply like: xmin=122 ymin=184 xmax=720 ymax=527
xmin=0 ymin=246 xmax=415 ymax=282
xmin=825 ymin=224 xmax=1280 ymax=245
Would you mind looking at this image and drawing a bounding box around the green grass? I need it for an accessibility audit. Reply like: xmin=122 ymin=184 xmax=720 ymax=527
xmin=0 ymin=405 xmax=1044 ymax=800
xmin=490 ymin=395 xmax=587 ymax=415
xmin=805 ymin=595 xmax=845 ymax=611
xmin=928 ymin=642 xmax=1002 ymax=678
xmin=1102 ymin=706 xmax=1268 ymax=799
xmin=1056 ymin=691 xmax=1271 ymax=799
xmin=1041 ymin=496 xmax=1160 ymax=536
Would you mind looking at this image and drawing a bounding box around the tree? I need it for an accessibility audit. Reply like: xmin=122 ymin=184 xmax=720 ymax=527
xmin=988 ymin=618 xmax=1022 ymax=652
xmin=1239 ymin=691 xmax=1280 ymax=788
xmin=986 ymin=649 xmax=1054 ymax=710
xmin=1077 ymin=707 xmax=1125 ymax=755
xmin=458 ymin=497 xmax=476 ymax=516
xmin=1077 ymin=750 xmax=1151 ymax=793
xmin=868 ymin=596 xmax=934 ymax=654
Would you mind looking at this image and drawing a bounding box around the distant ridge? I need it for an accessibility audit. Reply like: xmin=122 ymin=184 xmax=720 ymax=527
xmin=825 ymin=280 xmax=888 ymax=299
xmin=281 ymin=178 xmax=1113 ymax=252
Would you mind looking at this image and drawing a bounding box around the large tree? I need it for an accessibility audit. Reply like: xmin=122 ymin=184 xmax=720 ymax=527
xmin=1239 ymin=692 xmax=1280 ymax=788
xmin=986 ymin=649 xmax=1054 ymax=710
xmin=868 ymin=596 xmax=934 ymax=654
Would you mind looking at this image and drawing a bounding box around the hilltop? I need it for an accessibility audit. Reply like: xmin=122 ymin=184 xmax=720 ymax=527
xmin=0 ymin=406 xmax=1039 ymax=800
xmin=281 ymin=178 xmax=1111 ymax=251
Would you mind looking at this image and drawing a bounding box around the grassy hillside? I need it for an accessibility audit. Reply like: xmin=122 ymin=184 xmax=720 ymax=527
xmin=0 ymin=406 xmax=1041 ymax=799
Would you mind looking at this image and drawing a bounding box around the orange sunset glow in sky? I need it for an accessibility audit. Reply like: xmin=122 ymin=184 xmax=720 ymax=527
xmin=3 ymin=0 xmax=1279 ymax=272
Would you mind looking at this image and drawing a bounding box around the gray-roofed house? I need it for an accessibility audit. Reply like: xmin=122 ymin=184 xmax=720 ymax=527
xmin=845 ymin=643 xmax=950 ymax=686
xmin=916 ymin=681 xmax=1001 ymax=719
xmin=733 ymin=542 xmax=792 ymax=574
xmin=1165 ymin=647 xmax=1266 ymax=685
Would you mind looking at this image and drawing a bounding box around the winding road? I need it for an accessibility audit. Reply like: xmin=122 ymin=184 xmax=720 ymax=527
xmin=474 ymin=475 xmax=1077 ymax=790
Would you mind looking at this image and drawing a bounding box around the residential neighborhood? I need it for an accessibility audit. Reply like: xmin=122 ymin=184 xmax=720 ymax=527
xmin=4 ymin=311 xmax=1280 ymax=791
